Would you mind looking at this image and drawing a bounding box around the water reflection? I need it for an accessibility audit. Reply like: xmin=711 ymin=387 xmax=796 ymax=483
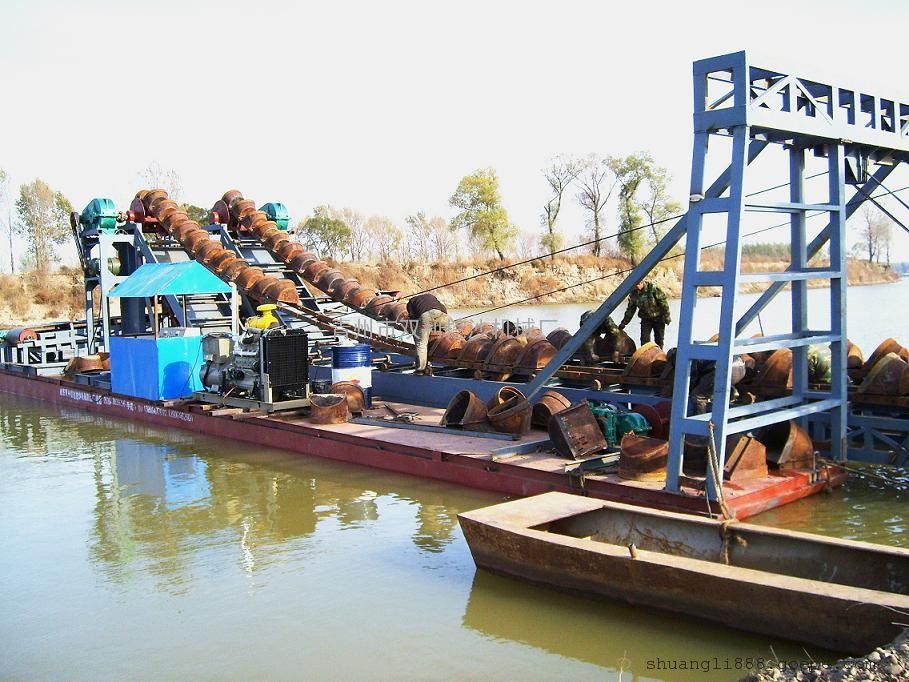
xmin=462 ymin=570 xmax=836 ymax=681
xmin=0 ymin=395 xmax=463 ymax=588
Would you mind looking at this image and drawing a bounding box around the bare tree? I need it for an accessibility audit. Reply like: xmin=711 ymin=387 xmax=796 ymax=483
xmin=513 ymin=228 xmax=541 ymax=260
xmin=338 ymin=208 xmax=369 ymax=261
xmin=541 ymin=155 xmax=580 ymax=258
xmin=428 ymin=215 xmax=457 ymax=262
xmin=859 ymin=204 xmax=893 ymax=265
xmin=576 ymin=154 xmax=617 ymax=257
xmin=365 ymin=216 xmax=403 ymax=263
xmin=139 ymin=162 xmax=183 ymax=202
xmin=405 ymin=211 xmax=434 ymax=262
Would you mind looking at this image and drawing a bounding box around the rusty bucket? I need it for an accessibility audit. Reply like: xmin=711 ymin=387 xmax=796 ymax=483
xmin=155 ymin=201 xmax=180 ymax=222
xmin=486 ymin=385 xmax=525 ymax=411
xmin=488 ymin=395 xmax=532 ymax=435
xmin=618 ymin=434 xmax=669 ymax=481
xmin=333 ymin=279 xmax=361 ymax=303
xmin=429 ymin=331 xmax=465 ymax=361
xmin=247 ymin=278 xmax=274 ymax=301
xmin=181 ymin=229 xmax=211 ymax=254
xmin=624 ymin=342 xmax=667 ymax=378
xmin=548 ymin=402 xmax=607 ymax=459
xmin=241 ymin=210 xmax=268 ymax=229
xmin=546 ymin=327 xmax=572 ymax=349
xmin=221 ymin=189 xmax=243 ymax=205
xmin=264 ymin=231 xmax=291 ymax=253
xmin=756 ymin=420 xmax=814 ymax=470
xmin=347 ymin=287 xmax=378 ymax=309
xmin=317 ymin=269 xmax=345 ymax=294
xmin=483 ymin=337 xmax=525 ymax=379
xmin=63 ymin=353 xmax=110 ymax=375
xmin=723 ymin=434 xmax=769 ymax=481
xmin=515 ymin=337 xmax=558 ymax=372
xmin=303 ymin=260 xmax=331 ymax=282
xmin=230 ymin=198 xmax=256 ymax=221
xmin=263 ymin=279 xmax=299 ymax=304
xmin=864 ymin=338 xmax=909 ymax=371
xmin=172 ymin=220 xmax=198 ymax=241
xmin=290 ymin=252 xmax=318 ymax=272
xmin=234 ymin=268 xmax=266 ymax=291
xmin=329 ymin=381 xmax=366 ymax=414
xmin=254 ymin=222 xmax=280 ymax=240
xmin=859 ymin=352 xmax=909 ymax=396
xmin=455 ymin=320 xmax=475 ymax=338
xmin=277 ymin=242 xmax=305 ymax=262
xmin=366 ymin=294 xmax=395 ymax=318
xmin=383 ymin=301 xmax=409 ymax=323
xmin=208 ymin=251 xmax=236 ymax=273
xmin=196 ymin=241 xmax=225 ymax=265
xmin=754 ymin=348 xmax=793 ymax=389
xmin=221 ymin=261 xmax=248 ymax=282
xmin=310 ymin=393 xmax=349 ymax=424
xmin=458 ymin=334 xmax=495 ymax=365
xmin=531 ymin=390 xmax=572 ymax=428
xmin=441 ymin=390 xmax=489 ymax=430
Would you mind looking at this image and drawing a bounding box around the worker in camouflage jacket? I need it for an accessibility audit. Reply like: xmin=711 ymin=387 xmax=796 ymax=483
xmin=619 ymin=280 xmax=671 ymax=348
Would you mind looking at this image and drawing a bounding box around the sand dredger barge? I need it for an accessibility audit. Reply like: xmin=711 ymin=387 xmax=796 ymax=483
xmin=2 ymin=51 xmax=909 ymax=521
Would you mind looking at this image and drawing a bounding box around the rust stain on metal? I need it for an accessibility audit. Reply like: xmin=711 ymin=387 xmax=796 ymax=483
xmin=548 ymin=402 xmax=608 ymax=459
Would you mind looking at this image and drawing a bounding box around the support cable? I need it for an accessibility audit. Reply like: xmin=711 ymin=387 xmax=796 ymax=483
xmin=332 ymin=171 xmax=861 ymax=322
xmin=333 ymin=212 xmax=685 ymax=320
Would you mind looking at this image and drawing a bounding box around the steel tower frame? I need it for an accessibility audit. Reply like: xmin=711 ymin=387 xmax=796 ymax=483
xmin=526 ymin=51 xmax=908 ymax=494
xmin=669 ymin=51 xmax=908 ymax=497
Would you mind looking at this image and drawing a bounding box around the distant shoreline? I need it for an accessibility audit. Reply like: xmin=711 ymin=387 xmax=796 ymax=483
xmin=0 ymin=257 xmax=899 ymax=327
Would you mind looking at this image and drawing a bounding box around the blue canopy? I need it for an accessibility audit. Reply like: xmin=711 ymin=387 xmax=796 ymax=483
xmin=109 ymin=262 xmax=231 ymax=298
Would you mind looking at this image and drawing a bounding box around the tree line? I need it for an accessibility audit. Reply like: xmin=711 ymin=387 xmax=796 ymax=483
xmin=297 ymin=152 xmax=682 ymax=265
xmin=0 ymin=158 xmax=900 ymax=273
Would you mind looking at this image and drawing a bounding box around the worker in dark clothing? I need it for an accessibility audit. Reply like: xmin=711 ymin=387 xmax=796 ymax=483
xmin=406 ymin=293 xmax=452 ymax=375
xmin=578 ymin=310 xmax=622 ymax=364
xmin=619 ymin=280 xmax=671 ymax=348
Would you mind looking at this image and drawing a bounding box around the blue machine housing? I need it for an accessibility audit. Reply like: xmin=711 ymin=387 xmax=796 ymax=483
xmin=260 ymin=202 xmax=290 ymax=231
xmin=110 ymin=335 xmax=203 ymax=401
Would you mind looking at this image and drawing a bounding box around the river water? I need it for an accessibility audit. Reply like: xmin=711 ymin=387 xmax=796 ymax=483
xmin=453 ymin=278 xmax=909 ymax=355
xmin=2 ymin=280 xmax=908 ymax=681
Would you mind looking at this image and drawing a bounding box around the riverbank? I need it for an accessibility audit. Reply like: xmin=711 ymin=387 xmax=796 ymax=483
xmin=341 ymin=255 xmax=898 ymax=309
xmin=742 ymin=629 xmax=909 ymax=681
xmin=0 ymin=257 xmax=897 ymax=327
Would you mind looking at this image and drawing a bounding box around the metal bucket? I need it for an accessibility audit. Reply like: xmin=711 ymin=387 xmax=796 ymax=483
xmin=310 ymin=394 xmax=349 ymax=424
xmin=441 ymin=390 xmax=489 ymax=430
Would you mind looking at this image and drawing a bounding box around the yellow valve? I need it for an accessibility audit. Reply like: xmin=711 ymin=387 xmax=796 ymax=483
xmin=246 ymin=303 xmax=280 ymax=330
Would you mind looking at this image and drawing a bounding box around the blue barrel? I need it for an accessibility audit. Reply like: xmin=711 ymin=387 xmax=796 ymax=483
xmin=331 ymin=344 xmax=373 ymax=407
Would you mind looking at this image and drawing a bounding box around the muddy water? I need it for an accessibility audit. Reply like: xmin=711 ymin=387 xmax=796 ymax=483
xmin=2 ymin=394 xmax=907 ymax=681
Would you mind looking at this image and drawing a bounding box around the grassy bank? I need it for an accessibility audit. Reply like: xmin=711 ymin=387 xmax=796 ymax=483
xmin=0 ymin=257 xmax=898 ymax=327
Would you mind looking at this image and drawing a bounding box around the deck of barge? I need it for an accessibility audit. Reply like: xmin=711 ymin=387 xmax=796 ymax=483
xmin=0 ymin=367 xmax=845 ymax=520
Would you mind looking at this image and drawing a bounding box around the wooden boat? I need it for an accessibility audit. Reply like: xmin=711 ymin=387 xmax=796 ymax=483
xmin=459 ymin=492 xmax=909 ymax=655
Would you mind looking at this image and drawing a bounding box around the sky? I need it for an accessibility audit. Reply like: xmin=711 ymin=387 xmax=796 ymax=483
xmin=1 ymin=0 xmax=908 ymax=267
